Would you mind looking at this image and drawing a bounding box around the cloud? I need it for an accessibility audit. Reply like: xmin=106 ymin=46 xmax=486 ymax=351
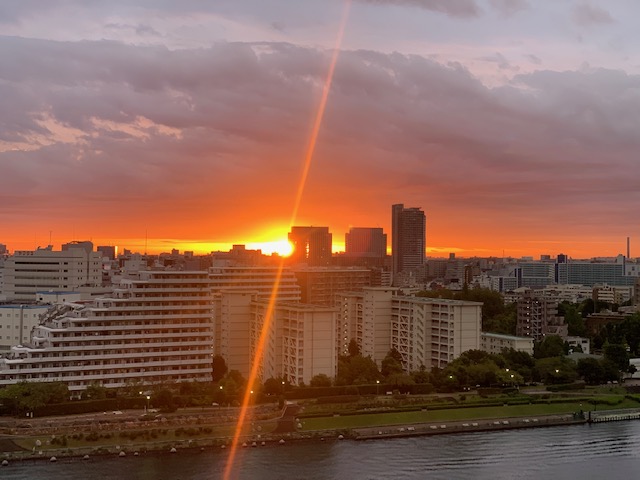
xmin=2 ymin=35 xmax=640 ymax=254
xmin=488 ymin=0 xmax=529 ymax=17
xmin=355 ymin=0 xmax=481 ymax=18
xmin=572 ymin=3 xmax=615 ymax=27
xmin=524 ymin=53 xmax=542 ymax=65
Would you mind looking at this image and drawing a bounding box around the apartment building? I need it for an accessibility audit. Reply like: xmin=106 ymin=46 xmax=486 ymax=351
xmin=209 ymin=265 xmax=301 ymax=302
xmin=293 ymin=267 xmax=372 ymax=306
xmin=251 ymin=300 xmax=337 ymax=385
xmin=516 ymin=290 xmax=566 ymax=340
xmin=0 ymin=271 xmax=214 ymax=393
xmin=214 ymin=290 xmax=337 ymax=385
xmin=337 ymin=288 xmax=481 ymax=371
xmin=480 ymin=332 xmax=534 ymax=356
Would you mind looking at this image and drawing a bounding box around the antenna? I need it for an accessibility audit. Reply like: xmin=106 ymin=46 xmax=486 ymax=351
xmin=145 ymin=230 xmax=148 ymax=256
xmin=627 ymin=236 xmax=630 ymax=258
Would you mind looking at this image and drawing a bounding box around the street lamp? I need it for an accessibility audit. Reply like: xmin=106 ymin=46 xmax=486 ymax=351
xmin=376 ymin=380 xmax=380 ymax=396
xmin=145 ymin=395 xmax=150 ymax=414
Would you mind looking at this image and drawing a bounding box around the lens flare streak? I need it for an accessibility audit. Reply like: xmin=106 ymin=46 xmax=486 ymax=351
xmin=222 ymin=2 xmax=352 ymax=479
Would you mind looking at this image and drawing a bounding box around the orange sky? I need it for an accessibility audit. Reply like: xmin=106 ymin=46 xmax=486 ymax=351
xmin=2 ymin=2 xmax=640 ymax=260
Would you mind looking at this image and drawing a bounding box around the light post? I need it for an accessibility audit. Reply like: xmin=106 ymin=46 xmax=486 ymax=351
xmin=145 ymin=395 xmax=150 ymax=414
xmin=376 ymin=380 xmax=380 ymax=396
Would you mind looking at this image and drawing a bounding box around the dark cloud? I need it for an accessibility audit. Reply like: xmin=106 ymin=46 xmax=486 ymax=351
xmin=524 ymin=53 xmax=542 ymax=65
xmin=572 ymin=3 xmax=615 ymax=27
xmin=488 ymin=0 xmax=529 ymax=17
xmin=355 ymin=0 xmax=481 ymax=18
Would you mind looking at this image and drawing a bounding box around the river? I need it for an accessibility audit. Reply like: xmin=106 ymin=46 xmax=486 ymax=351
xmin=3 ymin=421 xmax=640 ymax=479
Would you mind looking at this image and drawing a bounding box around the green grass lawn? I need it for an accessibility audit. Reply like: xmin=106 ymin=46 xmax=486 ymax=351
xmin=300 ymin=399 xmax=640 ymax=431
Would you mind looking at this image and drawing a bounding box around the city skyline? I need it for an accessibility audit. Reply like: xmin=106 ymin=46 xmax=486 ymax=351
xmin=2 ymin=1 xmax=640 ymax=258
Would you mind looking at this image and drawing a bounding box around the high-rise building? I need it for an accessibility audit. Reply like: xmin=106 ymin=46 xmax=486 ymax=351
xmin=391 ymin=204 xmax=426 ymax=280
xmin=288 ymin=226 xmax=332 ymax=266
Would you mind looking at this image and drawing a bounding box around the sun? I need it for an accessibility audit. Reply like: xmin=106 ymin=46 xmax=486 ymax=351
xmin=246 ymin=239 xmax=293 ymax=257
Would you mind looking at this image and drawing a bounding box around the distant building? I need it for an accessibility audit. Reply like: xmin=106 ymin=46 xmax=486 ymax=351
xmin=480 ymin=332 xmax=534 ymax=356
xmin=97 ymin=245 xmax=117 ymax=260
xmin=566 ymin=336 xmax=590 ymax=355
xmin=516 ymin=290 xmax=566 ymax=341
xmin=391 ymin=204 xmax=426 ymax=282
xmin=2 ymin=244 xmax=103 ymax=301
xmin=592 ymin=284 xmax=633 ymax=305
xmin=293 ymin=267 xmax=371 ymax=306
xmin=288 ymin=226 xmax=333 ymax=266
xmin=345 ymin=227 xmax=387 ymax=260
xmin=208 ymin=265 xmax=301 ymax=302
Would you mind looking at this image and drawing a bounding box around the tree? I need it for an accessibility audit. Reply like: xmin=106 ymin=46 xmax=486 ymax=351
xmin=347 ymin=338 xmax=360 ymax=357
xmin=336 ymin=354 xmax=380 ymax=385
xmin=212 ymin=355 xmax=228 ymax=383
xmin=263 ymin=377 xmax=284 ymax=395
xmin=533 ymin=357 xmax=578 ymax=384
xmin=603 ymin=344 xmax=630 ymax=373
xmin=411 ymin=365 xmax=430 ymax=384
xmin=153 ymin=388 xmax=176 ymax=412
xmin=309 ymin=374 xmax=332 ymax=388
xmin=534 ymin=335 xmax=567 ymax=359
xmin=558 ymin=302 xmax=586 ymax=337
xmin=577 ymin=358 xmax=605 ymax=385
xmin=83 ymin=383 xmax=108 ymax=400
xmin=381 ymin=348 xmax=404 ymax=377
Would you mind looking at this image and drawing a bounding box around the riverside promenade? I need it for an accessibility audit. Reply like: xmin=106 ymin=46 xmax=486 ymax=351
xmin=352 ymin=413 xmax=586 ymax=440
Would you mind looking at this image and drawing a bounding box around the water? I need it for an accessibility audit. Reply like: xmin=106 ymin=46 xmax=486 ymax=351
xmin=3 ymin=422 xmax=640 ymax=479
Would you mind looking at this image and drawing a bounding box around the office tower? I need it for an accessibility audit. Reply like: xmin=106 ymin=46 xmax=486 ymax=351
xmin=345 ymin=227 xmax=387 ymax=259
xmin=391 ymin=204 xmax=426 ymax=278
xmin=288 ymin=226 xmax=333 ymax=266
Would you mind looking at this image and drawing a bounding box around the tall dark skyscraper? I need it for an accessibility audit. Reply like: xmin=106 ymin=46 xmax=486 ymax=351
xmin=392 ymin=204 xmax=426 ymax=278
xmin=288 ymin=226 xmax=333 ymax=266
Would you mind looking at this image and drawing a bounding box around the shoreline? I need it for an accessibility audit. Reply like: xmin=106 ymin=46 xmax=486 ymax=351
xmin=2 ymin=403 xmax=639 ymax=464
xmin=0 ymin=412 xmax=594 ymax=464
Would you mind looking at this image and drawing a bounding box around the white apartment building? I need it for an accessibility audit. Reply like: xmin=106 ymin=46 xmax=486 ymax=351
xmin=593 ymin=284 xmax=633 ymax=305
xmin=337 ymin=287 xmax=397 ymax=362
xmin=480 ymin=332 xmax=534 ymax=356
xmin=0 ymin=304 xmax=49 ymax=353
xmin=251 ymin=300 xmax=336 ymax=385
xmin=0 ymin=271 xmax=214 ymax=393
xmin=2 ymin=245 xmax=102 ymax=301
xmin=392 ymin=297 xmax=482 ymax=371
xmin=214 ymin=290 xmax=337 ymax=385
xmin=337 ymin=288 xmax=482 ymax=371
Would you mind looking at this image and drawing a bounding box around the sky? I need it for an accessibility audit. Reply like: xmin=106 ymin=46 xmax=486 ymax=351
xmin=1 ymin=0 xmax=639 ymax=258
